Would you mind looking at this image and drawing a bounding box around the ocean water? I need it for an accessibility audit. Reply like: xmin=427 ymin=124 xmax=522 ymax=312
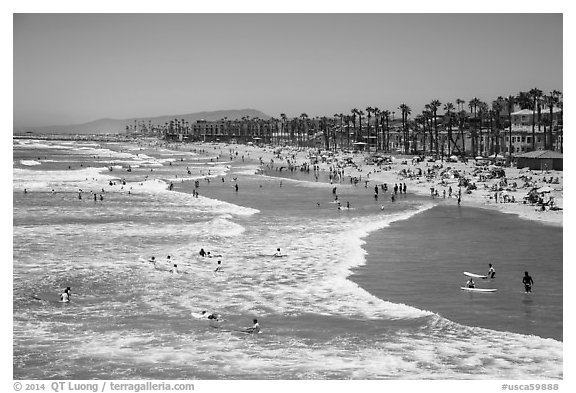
xmin=12 ymin=139 xmax=562 ymax=379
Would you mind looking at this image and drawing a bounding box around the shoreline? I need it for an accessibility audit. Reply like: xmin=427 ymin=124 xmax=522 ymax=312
xmin=156 ymin=140 xmax=562 ymax=227
xmin=350 ymin=203 xmax=563 ymax=341
xmin=16 ymin=135 xmax=562 ymax=229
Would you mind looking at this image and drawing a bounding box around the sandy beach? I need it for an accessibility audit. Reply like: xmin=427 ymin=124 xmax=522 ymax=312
xmin=157 ymin=140 xmax=563 ymax=227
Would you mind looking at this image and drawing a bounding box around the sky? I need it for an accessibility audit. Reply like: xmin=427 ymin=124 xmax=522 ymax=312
xmin=13 ymin=12 xmax=563 ymax=127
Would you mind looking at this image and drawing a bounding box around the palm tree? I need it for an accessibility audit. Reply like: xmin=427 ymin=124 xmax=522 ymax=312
xmin=381 ymin=110 xmax=391 ymax=152
xmin=279 ymin=113 xmax=287 ymax=145
xmin=455 ymin=98 xmax=465 ymax=112
xmin=345 ymin=115 xmax=352 ymax=149
xmin=351 ymin=109 xmax=358 ymax=144
xmin=428 ymin=99 xmax=441 ymax=159
xmin=557 ymin=99 xmax=563 ymax=152
xmin=299 ymin=113 xmax=308 ymax=147
xmin=365 ymin=107 xmax=373 ymax=152
xmin=398 ymin=104 xmax=411 ymax=154
xmin=529 ymin=88 xmax=543 ymax=151
xmin=357 ymin=110 xmax=365 ymax=145
xmin=422 ymin=104 xmax=434 ymax=154
xmin=443 ymin=102 xmax=455 ymax=156
xmin=477 ymin=101 xmax=489 ymax=156
xmin=491 ymin=98 xmax=504 ymax=156
xmin=504 ymin=95 xmax=515 ymax=162
xmin=545 ymin=90 xmax=561 ymax=150
xmin=468 ymin=98 xmax=481 ymax=156
xmin=373 ymin=107 xmax=380 ymax=151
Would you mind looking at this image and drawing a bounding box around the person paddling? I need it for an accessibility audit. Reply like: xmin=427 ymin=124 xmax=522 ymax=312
xmin=60 ymin=287 xmax=71 ymax=302
xmin=244 ymin=319 xmax=261 ymax=334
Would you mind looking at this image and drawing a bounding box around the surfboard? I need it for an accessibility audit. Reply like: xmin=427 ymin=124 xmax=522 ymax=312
xmin=463 ymin=272 xmax=488 ymax=279
xmin=460 ymin=287 xmax=497 ymax=292
xmin=31 ymin=291 xmax=69 ymax=303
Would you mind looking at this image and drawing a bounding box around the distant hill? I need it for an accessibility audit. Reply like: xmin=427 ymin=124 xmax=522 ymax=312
xmin=14 ymin=109 xmax=272 ymax=135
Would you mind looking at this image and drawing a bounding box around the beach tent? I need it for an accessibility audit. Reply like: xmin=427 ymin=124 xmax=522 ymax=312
xmin=537 ymin=186 xmax=553 ymax=193
xmin=516 ymin=150 xmax=563 ymax=171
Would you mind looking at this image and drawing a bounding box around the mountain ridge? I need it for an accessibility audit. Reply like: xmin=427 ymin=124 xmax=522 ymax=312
xmin=14 ymin=109 xmax=272 ymax=135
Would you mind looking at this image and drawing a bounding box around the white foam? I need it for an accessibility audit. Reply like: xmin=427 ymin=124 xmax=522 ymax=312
xmin=20 ymin=160 xmax=42 ymax=166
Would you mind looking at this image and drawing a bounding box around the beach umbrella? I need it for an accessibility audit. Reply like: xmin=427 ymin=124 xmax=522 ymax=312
xmin=537 ymin=186 xmax=553 ymax=193
xmin=450 ymin=155 xmax=458 ymax=160
xmin=475 ymin=156 xmax=483 ymax=160
xmin=353 ymin=142 xmax=367 ymax=145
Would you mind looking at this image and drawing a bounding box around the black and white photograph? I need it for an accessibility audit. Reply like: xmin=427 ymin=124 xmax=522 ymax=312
xmin=8 ymin=2 xmax=570 ymax=390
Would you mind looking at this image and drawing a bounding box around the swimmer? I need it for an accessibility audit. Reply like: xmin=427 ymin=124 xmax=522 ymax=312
xmin=243 ymin=319 xmax=261 ymax=334
xmin=60 ymin=287 xmax=71 ymax=302
xmin=199 ymin=248 xmax=206 ymax=257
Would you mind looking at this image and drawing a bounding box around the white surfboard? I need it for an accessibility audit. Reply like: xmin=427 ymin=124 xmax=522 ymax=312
xmin=460 ymin=287 xmax=497 ymax=292
xmin=463 ymin=271 xmax=488 ymax=279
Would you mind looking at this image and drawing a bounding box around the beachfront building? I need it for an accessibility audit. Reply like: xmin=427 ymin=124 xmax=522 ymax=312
xmin=516 ymin=150 xmax=563 ymax=171
xmin=502 ymin=108 xmax=563 ymax=155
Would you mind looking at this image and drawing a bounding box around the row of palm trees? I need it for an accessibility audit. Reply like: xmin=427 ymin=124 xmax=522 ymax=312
xmin=159 ymin=87 xmax=562 ymax=157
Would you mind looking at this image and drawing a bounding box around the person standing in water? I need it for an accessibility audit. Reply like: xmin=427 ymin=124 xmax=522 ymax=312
xmin=487 ymin=263 xmax=496 ymax=279
xmin=522 ymin=271 xmax=534 ymax=293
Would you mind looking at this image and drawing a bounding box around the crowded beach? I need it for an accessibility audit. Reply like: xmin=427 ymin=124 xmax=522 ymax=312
xmin=157 ymin=140 xmax=563 ymax=227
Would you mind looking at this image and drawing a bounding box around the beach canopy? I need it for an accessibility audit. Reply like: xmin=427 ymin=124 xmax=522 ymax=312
xmin=488 ymin=153 xmax=505 ymax=159
xmin=537 ymin=186 xmax=553 ymax=193
xmin=353 ymin=142 xmax=367 ymax=145
xmin=475 ymin=156 xmax=484 ymax=160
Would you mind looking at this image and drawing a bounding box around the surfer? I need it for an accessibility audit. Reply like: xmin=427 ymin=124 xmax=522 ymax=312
xmin=522 ymin=271 xmax=534 ymax=293
xmin=214 ymin=260 xmax=223 ymax=273
xmin=60 ymin=287 xmax=71 ymax=302
xmin=273 ymin=248 xmax=283 ymax=257
xmin=466 ymin=278 xmax=475 ymax=288
xmin=198 ymin=311 xmax=220 ymax=320
xmin=171 ymin=264 xmax=179 ymax=274
xmin=244 ymin=319 xmax=261 ymax=334
xmin=487 ymin=264 xmax=496 ymax=279
xmin=199 ymin=248 xmax=206 ymax=257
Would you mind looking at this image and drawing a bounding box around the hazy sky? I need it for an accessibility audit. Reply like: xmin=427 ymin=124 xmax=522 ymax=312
xmin=13 ymin=13 xmax=562 ymax=127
